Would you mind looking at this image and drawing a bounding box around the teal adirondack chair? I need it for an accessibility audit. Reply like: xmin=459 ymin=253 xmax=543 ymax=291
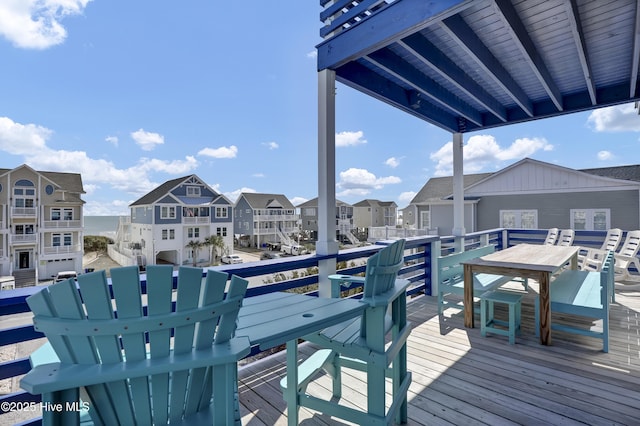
xmin=281 ymin=239 xmax=412 ymax=425
xmin=21 ymin=265 xmax=250 ymax=425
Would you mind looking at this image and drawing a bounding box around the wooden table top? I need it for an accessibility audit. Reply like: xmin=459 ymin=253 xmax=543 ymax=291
xmin=462 ymin=244 xmax=579 ymax=273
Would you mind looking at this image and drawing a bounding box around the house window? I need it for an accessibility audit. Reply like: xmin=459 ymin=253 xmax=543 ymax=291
xmin=52 ymin=233 xmax=72 ymax=246
xmin=216 ymin=207 xmax=228 ymax=218
xmin=216 ymin=227 xmax=227 ymax=237
xmin=420 ymin=211 xmax=430 ymax=230
xmin=16 ymin=224 xmax=34 ymax=234
xmin=162 ymin=229 xmax=168 ymax=240
xmin=14 ymin=188 xmax=35 ymax=208
xmin=169 ymin=229 xmax=175 ymax=239
xmin=63 ymin=209 xmax=73 ymax=220
xmin=51 ymin=209 xmax=61 ymax=220
xmin=500 ymin=210 xmax=538 ymax=229
xmin=570 ymin=209 xmax=610 ymax=231
xmin=188 ymin=227 xmax=200 ymax=238
xmin=186 ymin=186 xmax=201 ymax=196
xmin=161 ymin=206 xmax=176 ymax=219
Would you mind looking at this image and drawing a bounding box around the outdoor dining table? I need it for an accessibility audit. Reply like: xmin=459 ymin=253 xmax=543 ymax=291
xmin=235 ymin=291 xmax=368 ymax=425
xmin=462 ymin=243 xmax=580 ymax=346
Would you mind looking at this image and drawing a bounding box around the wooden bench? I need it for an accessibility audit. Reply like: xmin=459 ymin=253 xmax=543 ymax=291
xmin=436 ymin=245 xmax=516 ymax=315
xmin=535 ymin=251 xmax=614 ymax=352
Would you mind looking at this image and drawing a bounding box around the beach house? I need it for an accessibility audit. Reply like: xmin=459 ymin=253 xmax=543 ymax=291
xmin=0 ymin=164 xmax=85 ymax=286
xmin=233 ymin=192 xmax=298 ymax=248
xmin=128 ymin=175 xmax=234 ymax=266
xmin=404 ymin=158 xmax=640 ymax=235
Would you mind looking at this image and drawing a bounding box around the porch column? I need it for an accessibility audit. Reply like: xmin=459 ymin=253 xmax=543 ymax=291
xmin=317 ymin=69 xmax=339 ymax=298
xmin=452 ymin=132 xmax=465 ymax=249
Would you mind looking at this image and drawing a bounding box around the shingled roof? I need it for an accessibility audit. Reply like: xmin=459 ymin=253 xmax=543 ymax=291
xmin=410 ymin=173 xmax=493 ymax=204
xmin=239 ymin=193 xmax=295 ymax=209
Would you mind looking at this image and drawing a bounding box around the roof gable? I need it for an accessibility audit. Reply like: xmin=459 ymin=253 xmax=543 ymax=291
xmin=465 ymin=158 xmax=640 ymax=196
xmin=238 ymin=193 xmax=295 ymax=209
xmin=130 ymin=174 xmax=221 ymax=207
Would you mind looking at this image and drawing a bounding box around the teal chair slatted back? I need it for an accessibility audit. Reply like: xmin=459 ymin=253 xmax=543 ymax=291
xmin=24 ymin=265 xmax=249 ymax=425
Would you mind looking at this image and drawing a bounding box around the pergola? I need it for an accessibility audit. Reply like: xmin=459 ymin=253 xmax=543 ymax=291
xmin=314 ymin=0 xmax=640 ymax=294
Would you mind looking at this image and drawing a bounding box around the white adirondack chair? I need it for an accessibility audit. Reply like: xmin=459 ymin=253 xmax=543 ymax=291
xmin=544 ymin=228 xmax=559 ymax=245
xmin=578 ymin=228 xmax=623 ymax=270
xmin=614 ymin=230 xmax=640 ymax=282
xmin=557 ymin=229 xmax=575 ymax=246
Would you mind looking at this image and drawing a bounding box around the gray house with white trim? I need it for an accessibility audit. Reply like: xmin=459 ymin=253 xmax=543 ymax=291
xmin=404 ymin=158 xmax=640 ymax=235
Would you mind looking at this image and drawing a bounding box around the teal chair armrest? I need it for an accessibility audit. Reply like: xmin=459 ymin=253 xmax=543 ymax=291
xmin=22 ymin=336 xmax=251 ymax=395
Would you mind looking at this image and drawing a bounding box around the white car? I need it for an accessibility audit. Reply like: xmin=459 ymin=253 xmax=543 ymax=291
xmin=221 ymin=254 xmax=243 ymax=264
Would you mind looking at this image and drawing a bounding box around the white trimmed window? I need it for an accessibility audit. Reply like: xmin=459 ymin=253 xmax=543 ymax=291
xmin=186 ymin=186 xmax=201 ymax=196
xmin=570 ymin=209 xmax=610 ymax=231
xmin=215 ymin=207 xmax=228 ymax=218
xmin=160 ymin=206 xmax=176 ymax=219
xmin=187 ymin=227 xmax=200 ymax=238
xmin=420 ymin=211 xmax=430 ymax=230
xmin=500 ymin=210 xmax=538 ymax=229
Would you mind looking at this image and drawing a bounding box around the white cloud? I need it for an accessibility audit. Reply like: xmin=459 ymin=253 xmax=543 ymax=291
xmin=398 ymin=191 xmax=416 ymax=204
xmin=131 ymin=129 xmax=164 ymax=151
xmin=306 ymin=50 xmax=317 ymax=59
xmin=385 ymin=157 xmax=400 ymax=168
xmin=0 ymin=116 xmax=50 ymax=154
xmin=430 ymin=134 xmax=554 ymax=176
xmin=0 ymin=0 xmax=91 ymax=49
xmin=105 ymin=135 xmax=118 ymax=146
xmin=263 ymin=141 xmax=279 ymax=150
xmin=587 ymin=103 xmax=640 ymax=132
xmin=290 ymin=196 xmax=308 ymax=206
xmin=336 ymin=130 xmax=367 ymax=147
xmin=597 ymin=150 xmax=613 ymax=161
xmin=337 ymin=167 xmax=401 ymax=197
xmin=224 ymin=187 xmax=256 ymax=203
xmin=198 ymin=145 xmax=238 ymax=159
xmin=0 ymin=116 xmax=198 ymax=197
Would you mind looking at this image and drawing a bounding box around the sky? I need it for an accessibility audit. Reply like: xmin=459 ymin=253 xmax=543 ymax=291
xmin=1 ymin=1 xmax=640 ymax=216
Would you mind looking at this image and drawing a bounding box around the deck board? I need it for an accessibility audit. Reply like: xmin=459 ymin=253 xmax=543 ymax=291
xmin=237 ymin=282 xmax=640 ymax=425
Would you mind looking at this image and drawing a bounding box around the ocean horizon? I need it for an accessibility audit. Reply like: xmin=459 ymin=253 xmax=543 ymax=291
xmin=84 ymin=215 xmax=126 ymax=238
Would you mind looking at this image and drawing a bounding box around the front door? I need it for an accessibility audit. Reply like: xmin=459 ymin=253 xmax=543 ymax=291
xmin=18 ymin=251 xmax=30 ymax=269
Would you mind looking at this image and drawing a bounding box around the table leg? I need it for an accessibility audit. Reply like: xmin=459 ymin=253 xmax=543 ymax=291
xmin=286 ymin=339 xmax=299 ymax=425
xmin=463 ymin=264 xmax=474 ymax=328
xmin=538 ymin=272 xmax=552 ymax=345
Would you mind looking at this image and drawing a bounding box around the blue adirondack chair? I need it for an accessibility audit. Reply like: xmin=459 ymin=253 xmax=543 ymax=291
xmin=281 ymin=239 xmax=412 ymax=425
xmin=20 ymin=265 xmax=250 ymax=425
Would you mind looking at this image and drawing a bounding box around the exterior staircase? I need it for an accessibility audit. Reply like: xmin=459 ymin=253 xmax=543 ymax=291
xmin=13 ymin=269 xmax=37 ymax=288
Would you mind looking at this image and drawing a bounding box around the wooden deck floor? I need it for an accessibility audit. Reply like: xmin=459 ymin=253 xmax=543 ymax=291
xmin=236 ymin=282 xmax=640 ymax=425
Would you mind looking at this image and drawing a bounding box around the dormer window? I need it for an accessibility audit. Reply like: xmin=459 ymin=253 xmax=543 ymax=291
xmin=186 ymin=186 xmax=201 ymax=197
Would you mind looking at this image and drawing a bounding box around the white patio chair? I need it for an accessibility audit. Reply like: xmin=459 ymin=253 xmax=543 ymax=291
xmin=614 ymin=230 xmax=640 ymax=283
xmin=543 ymin=228 xmax=559 ymax=245
xmin=557 ymin=229 xmax=575 ymax=246
xmin=577 ymin=228 xmax=622 ymax=269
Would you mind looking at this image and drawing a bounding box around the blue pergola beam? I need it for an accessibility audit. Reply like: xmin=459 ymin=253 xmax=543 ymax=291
xmin=365 ymin=49 xmax=483 ymax=126
xmin=630 ymin=0 xmax=640 ymax=98
xmin=441 ymin=14 xmax=534 ymax=117
xmin=336 ymin=61 xmax=460 ymax=132
xmin=399 ymin=33 xmax=507 ymax=123
xmin=317 ymin=0 xmax=472 ymax=71
xmin=494 ymin=0 xmax=564 ymax=112
xmin=565 ymin=0 xmax=597 ymax=105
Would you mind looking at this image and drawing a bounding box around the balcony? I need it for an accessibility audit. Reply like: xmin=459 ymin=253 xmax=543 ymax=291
xmin=42 ymin=244 xmax=81 ymax=255
xmin=42 ymin=220 xmax=81 ymax=229
xmin=10 ymin=234 xmax=36 ymax=244
xmin=2 ymin=230 xmax=640 ymax=424
xmin=11 ymin=208 xmax=36 ymax=217
xmin=182 ymin=216 xmax=210 ymax=225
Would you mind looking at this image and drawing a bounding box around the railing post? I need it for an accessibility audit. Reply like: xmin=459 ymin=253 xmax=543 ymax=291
xmin=317 ymin=68 xmax=338 ymax=298
xmin=430 ymin=239 xmax=441 ymax=298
